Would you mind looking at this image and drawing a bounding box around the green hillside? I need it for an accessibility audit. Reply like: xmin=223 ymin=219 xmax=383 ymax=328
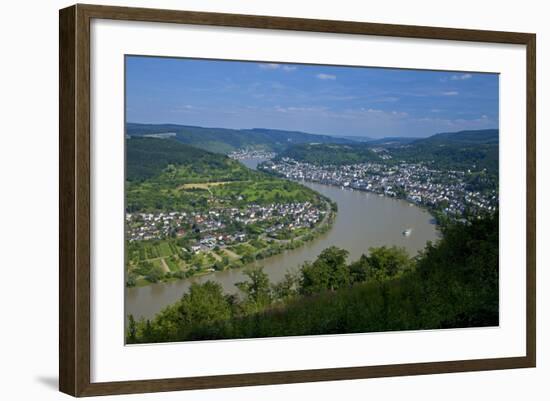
xmin=414 ymin=129 xmax=498 ymax=145
xmin=126 ymin=136 xmax=241 ymax=182
xmin=391 ymin=129 xmax=499 ymax=174
xmin=279 ymin=143 xmax=381 ymax=165
xmin=126 ymin=137 xmax=322 ymax=212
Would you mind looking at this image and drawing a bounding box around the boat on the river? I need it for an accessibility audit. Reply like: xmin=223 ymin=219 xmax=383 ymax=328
xmin=402 ymin=228 xmax=412 ymax=236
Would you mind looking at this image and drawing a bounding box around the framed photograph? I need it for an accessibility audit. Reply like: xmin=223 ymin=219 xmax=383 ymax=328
xmin=59 ymin=4 xmax=536 ymax=397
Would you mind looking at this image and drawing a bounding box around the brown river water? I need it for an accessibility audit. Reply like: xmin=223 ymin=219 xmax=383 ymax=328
xmin=125 ymin=159 xmax=439 ymax=320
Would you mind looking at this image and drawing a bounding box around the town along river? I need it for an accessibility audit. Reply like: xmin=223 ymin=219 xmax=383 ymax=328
xmin=125 ymin=159 xmax=439 ymax=321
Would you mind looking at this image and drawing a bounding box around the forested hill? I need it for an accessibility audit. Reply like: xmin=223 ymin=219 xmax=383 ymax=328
xmin=280 ymin=143 xmax=381 ymax=165
xmin=125 ymin=136 xmax=325 ymax=213
xmin=126 ymin=123 xmax=354 ymax=154
xmin=126 ymin=136 xmax=241 ymax=182
xmin=413 ymin=129 xmax=498 ymax=146
xmin=390 ymin=129 xmax=499 ymax=174
xmin=278 ymin=129 xmax=499 ymax=174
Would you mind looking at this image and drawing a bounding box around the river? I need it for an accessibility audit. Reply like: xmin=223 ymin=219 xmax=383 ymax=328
xmin=125 ymin=158 xmax=439 ymax=320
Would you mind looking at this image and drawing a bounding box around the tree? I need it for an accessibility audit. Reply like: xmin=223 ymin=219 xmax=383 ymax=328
xmin=349 ymin=254 xmax=369 ymax=283
xmin=126 ymin=272 xmax=137 ymax=287
xmin=176 ymin=281 xmax=231 ymax=327
xmin=144 ymin=264 xmax=165 ymax=283
xmin=300 ymin=246 xmax=350 ymax=294
xmin=127 ymin=315 xmax=137 ymax=343
xmin=364 ymin=246 xmax=411 ymax=281
xmin=142 ymin=319 xmax=154 ymax=342
xmin=271 ymin=270 xmax=300 ymax=301
xmin=236 ymin=267 xmax=272 ymax=310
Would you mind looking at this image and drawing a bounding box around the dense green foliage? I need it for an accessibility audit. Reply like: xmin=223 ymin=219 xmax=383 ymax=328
xmin=279 ymin=143 xmax=381 ymax=165
xmin=126 ymin=137 xmax=252 ymax=182
xmin=391 ymin=129 xmax=499 ymax=175
xmin=126 ymin=123 xmax=353 ymax=154
xmin=127 ymin=213 xmax=498 ymax=343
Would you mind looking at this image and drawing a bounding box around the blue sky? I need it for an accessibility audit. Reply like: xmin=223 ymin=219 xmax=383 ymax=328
xmin=126 ymin=56 xmax=499 ymax=138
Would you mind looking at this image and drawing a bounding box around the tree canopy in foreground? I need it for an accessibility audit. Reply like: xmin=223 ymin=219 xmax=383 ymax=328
xmin=127 ymin=212 xmax=498 ymax=343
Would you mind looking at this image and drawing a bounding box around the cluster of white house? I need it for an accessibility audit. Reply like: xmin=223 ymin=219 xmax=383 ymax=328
xmin=228 ymin=148 xmax=276 ymax=160
xmin=126 ymin=201 xmax=325 ymax=252
xmin=264 ymin=159 xmax=497 ymax=217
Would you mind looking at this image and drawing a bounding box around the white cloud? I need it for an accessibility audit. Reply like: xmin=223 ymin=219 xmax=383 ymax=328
xmin=259 ymin=63 xmax=280 ymax=70
xmin=316 ymin=73 xmax=336 ymax=80
xmin=170 ymin=104 xmax=200 ymax=113
xmin=412 ymin=114 xmax=494 ymax=128
xmin=375 ymin=96 xmax=399 ymax=103
xmin=451 ymin=73 xmax=472 ymax=80
xmin=330 ymin=108 xmax=410 ymax=121
xmin=442 ymin=91 xmax=459 ymax=96
xmin=274 ymin=106 xmax=327 ymax=113
xmin=258 ymin=63 xmax=297 ymax=72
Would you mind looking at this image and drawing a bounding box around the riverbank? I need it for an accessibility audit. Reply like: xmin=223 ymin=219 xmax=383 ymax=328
xmin=258 ymin=161 xmax=443 ymax=227
xmin=127 ymin=197 xmax=336 ymax=288
xmin=304 ymin=178 xmax=441 ymax=228
xmin=126 ymin=181 xmax=438 ymax=320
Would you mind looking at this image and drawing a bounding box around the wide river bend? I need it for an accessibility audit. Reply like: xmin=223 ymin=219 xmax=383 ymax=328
xmin=126 ymin=159 xmax=438 ymax=320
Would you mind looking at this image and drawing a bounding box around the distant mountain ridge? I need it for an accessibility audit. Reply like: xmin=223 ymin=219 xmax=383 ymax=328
xmin=391 ymin=128 xmax=499 ymax=174
xmin=126 ymin=123 xmax=354 ymax=154
xmin=411 ymin=129 xmax=499 ymax=146
xmin=338 ymin=135 xmax=374 ymax=143
xmin=126 ymin=124 xmax=499 ymax=173
xmin=276 ymin=128 xmax=499 ymax=174
xmin=366 ymin=137 xmax=420 ymax=146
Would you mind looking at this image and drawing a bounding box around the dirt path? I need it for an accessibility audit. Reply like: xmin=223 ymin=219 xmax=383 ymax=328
xmin=178 ymin=181 xmax=234 ymax=190
xmin=221 ymin=249 xmax=240 ymax=259
xmin=160 ymin=258 xmax=170 ymax=273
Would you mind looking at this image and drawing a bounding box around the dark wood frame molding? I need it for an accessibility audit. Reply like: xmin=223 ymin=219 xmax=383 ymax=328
xmin=59 ymin=3 xmax=536 ymax=397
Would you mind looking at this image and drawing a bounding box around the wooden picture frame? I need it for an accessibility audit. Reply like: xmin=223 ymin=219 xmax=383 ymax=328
xmin=59 ymin=3 xmax=536 ymax=397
